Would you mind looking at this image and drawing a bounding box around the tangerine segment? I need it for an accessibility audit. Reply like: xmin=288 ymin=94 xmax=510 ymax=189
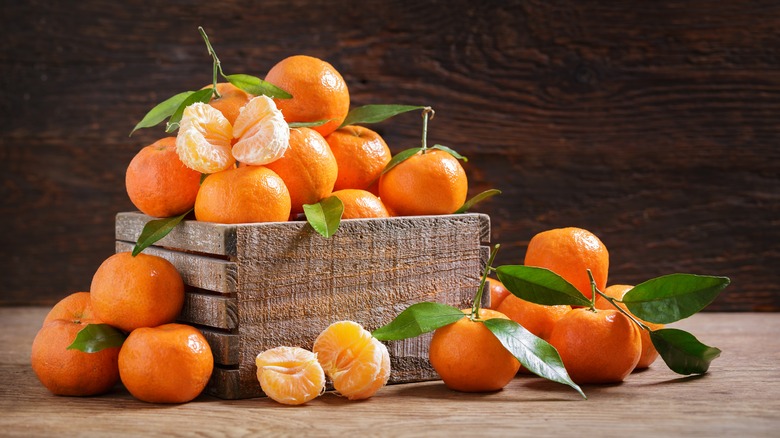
xmin=255 ymin=346 xmax=326 ymax=405
xmin=176 ymin=102 xmax=235 ymax=174
xmin=232 ymin=95 xmax=290 ymax=166
xmin=313 ymin=321 xmax=391 ymax=400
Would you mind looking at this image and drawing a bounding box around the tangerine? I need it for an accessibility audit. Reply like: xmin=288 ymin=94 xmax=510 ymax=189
xmin=203 ymin=82 xmax=252 ymax=125
xmin=42 ymin=291 xmax=95 ymax=326
xmin=496 ymin=294 xmax=571 ymax=342
xmin=325 ymin=125 xmax=391 ymax=194
xmin=487 ymin=277 xmax=511 ymax=310
xmin=176 ymin=102 xmax=235 ymax=174
xmin=195 ymin=166 xmax=291 ymax=223
xmin=232 ymin=95 xmax=289 ymax=166
xmin=255 ymin=346 xmax=326 ymax=405
xmin=330 ymin=189 xmax=389 ymax=219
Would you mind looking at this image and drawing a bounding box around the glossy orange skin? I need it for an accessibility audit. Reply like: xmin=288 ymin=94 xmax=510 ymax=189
xmin=486 ymin=278 xmax=511 ymax=310
xmin=548 ymin=308 xmax=641 ymax=384
xmin=331 ymin=189 xmax=390 ymax=219
xmin=118 ymin=323 xmax=213 ymax=403
xmin=195 ymin=166 xmax=291 ymax=223
xmin=203 ymin=82 xmax=252 ymax=125
xmin=125 ymin=137 xmax=201 ymax=218
xmin=496 ymin=294 xmax=571 ymax=341
xmin=43 ymin=291 xmax=95 ymax=326
xmin=429 ymin=309 xmax=520 ymax=392
xmin=90 ymin=252 xmax=185 ymax=333
xmin=379 ymin=149 xmax=468 ymax=216
xmin=326 ymin=125 xmax=392 ymax=194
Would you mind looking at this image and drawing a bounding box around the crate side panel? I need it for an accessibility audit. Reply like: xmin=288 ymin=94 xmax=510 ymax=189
xmin=115 ymin=212 xmax=238 ymax=256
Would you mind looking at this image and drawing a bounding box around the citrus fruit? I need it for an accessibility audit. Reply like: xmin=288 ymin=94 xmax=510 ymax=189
xmin=195 ymin=166 xmax=291 ymax=223
xmin=204 ymin=82 xmax=253 ymax=125
xmin=496 ymin=294 xmax=571 ymax=342
xmin=330 ymin=189 xmax=389 ymax=219
xmin=125 ymin=137 xmax=201 ymax=218
xmin=255 ymin=346 xmax=326 ymax=405
xmin=265 ymin=127 xmax=337 ymax=215
xmin=487 ymin=277 xmax=511 ymax=310
xmin=428 ymin=308 xmax=520 ymax=392
xmin=313 ymin=321 xmax=391 ymax=400
xmin=232 ymin=95 xmax=290 ymax=166
xmin=90 ymin=252 xmax=185 ymax=333
xmin=379 ymin=149 xmax=468 ymax=216
xmin=325 ymin=125 xmax=391 ymax=194
xmin=176 ymin=101 xmax=235 ymax=174
xmin=524 ymin=227 xmax=609 ymax=300
xmin=31 ymin=293 xmax=120 ymax=396
xmin=548 ymin=307 xmax=641 ymax=384
xmin=118 ymin=323 xmax=213 ymax=403
xmin=596 ymin=284 xmax=663 ymax=369
xmin=265 ymin=55 xmax=350 ymax=137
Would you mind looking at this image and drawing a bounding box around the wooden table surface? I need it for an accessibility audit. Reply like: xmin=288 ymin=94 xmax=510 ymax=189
xmin=1 ymin=307 xmax=778 ymax=437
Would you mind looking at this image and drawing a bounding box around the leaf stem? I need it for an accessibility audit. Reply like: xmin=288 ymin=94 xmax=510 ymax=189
xmin=586 ymin=269 xmax=597 ymax=311
xmin=471 ymin=244 xmax=500 ymax=320
xmin=421 ymin=107 xmax=434 ymax=152
xmin=198 ymin=26 xmax=222 ymax=99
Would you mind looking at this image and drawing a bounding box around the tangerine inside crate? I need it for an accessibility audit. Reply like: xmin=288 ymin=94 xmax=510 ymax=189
xmin=115 ymin=211 xmax=491 ymax=399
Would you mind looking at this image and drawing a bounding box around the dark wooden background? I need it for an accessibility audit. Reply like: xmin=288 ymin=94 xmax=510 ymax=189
xmin=1 ymin=0 xmax=778 ymax=310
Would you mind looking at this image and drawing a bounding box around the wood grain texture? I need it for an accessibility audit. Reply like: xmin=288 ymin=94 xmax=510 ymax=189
xmin=3 ymin=307 xmax=779 ymax=436
xmin=0 ymin=0 xmax=778 ymax=311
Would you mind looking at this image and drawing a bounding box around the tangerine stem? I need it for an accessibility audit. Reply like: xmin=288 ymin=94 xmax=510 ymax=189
xmin=471 ymin=244 xmax=500 ymax=320
xmin=198 ymin=26 xmax=222 ymax=99
xmin=594 ymin=289 xmax=653 ymax=332
xmin=586 ymin=269 xmax=598 ymax=311
xmin=420 ymin=107 xmax=434 ymax=152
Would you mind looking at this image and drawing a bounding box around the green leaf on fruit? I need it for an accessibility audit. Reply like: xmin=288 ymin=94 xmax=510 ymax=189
xmin=165 ymin=88 xmax=215 ymax=133
xmin=431 ymin=144 xmax=467 ymax=162
xmin=483 ymin=318 xmax=586 ymax=398
xmin=372 ymin=302 xmax=464 ymax=341
xmin=382 ymin=147 xmax=422 ymax=175
xmin=650 ymin=328 xmax=721 ymax=375
xmin=455 ymin=189 xmax=502 ymax=214
xmin=303 ymin=196 xmax=344 ymax=238
xmin=289 ymin=120 xmax=331 ymax=128
xmin=339 ymin=104 xmax=425 ymax=128
xmin=132 ymin=210 xmax=191 ymax=256
xmin=621 ymin=274 xmax=730 ymax=324
xmin=130 ymin=91 xmax=195 ymax=136
xmin=496 ymin=265 xmax=592 ymax=307
xmin=224 ymin=73 xmax=292 ymax=99
xmin=67 ymin=324 xmax=126 ymax=353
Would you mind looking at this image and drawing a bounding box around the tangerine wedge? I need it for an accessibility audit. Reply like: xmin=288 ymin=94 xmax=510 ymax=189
xmin=255 ymin=346 xmax=326 ymax=405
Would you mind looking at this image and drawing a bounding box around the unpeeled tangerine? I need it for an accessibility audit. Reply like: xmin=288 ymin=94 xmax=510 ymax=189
xmin=232 ymin=95 xmax=290 ymax=165
xmin=255 ymin=346 xmax=326 ymax=406
xmin=176 ymin=102 xmax=235 ymax=174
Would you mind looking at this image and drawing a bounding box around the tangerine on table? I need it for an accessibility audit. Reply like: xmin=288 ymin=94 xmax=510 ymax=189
xmin=330 ymin=189 xmax=390 ymax=219
xmin=195 ymin=166 xmax=291 ymax=224
xmin=203 ymin=82 xmax=253 ymax=125
xmin=379 ymin=149 xmax=468 ymax=217
xmin=118 ymin=323 xmax=213 ymax=403
xmin=496 ymin=294 xmax=571 ymax=342
xmin=325 ymin=125 xmax=392 ymax=194
xmin=428 ymin=308 xmax=520 ymax=392
xmin=255 ymin=346 xmax=326 ymax=405
xmin=176 ymin=101 xmax=235 ymax=174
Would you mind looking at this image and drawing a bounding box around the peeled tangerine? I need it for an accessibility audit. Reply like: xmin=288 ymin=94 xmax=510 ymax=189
xmin=232 ymin=95 xmax=290 ymax=165
xmin=313 ymin=321 xmax=391 ymax=400
xmin=255 ymin=346 xmax=326 ymax=405
xmin=176 ymin=102 xmax=235 ymax=174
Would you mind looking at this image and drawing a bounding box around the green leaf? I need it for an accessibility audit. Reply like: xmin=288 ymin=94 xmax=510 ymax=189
xmin=431 ymin=144 xmax=467 ymax=162
xmin=455 ymin=189 xmax=502 ymax=214
xmin=224 ymin=73 xmax=292 ymax=99
xmin=130 ymin=91 xmax=195 ymax=136
xmin=483 ymin=318 xmax=586 ymax=398
xmin=165 ymin=88 xmax=215 ymax=133
xmin=67 ymin=323 xmax=127 ymax=353
xmin=372 ymin=302 xmax=465 ymax=341
xmin=339 ymin=104 xmax=425 ymax=128
xmin=132 ymin=210 xmax=191 ymax=256
xmin=382 ymin=147 xmax=422 ymax=175
xmin=289 ymin=120 xmax=330 ymax=128
xmin=622 ymin=274 xmax=730 ymax=324
xmin=496 ymin=265 xmax=592 ymax=307
xmin=303 ymin=196 xmax=344 ymax=238
xmin=650 ymin=328 xmax=721 ymax=375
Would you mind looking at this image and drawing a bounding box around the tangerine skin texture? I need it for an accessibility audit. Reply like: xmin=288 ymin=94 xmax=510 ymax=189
xmin=331 ymin=189 xmax=390 ymax=219
xmin=119 ymin=323 xmax=213 ymax=404
xmin=90 ymin=252 xmax=185 ymax=333
xmin=428 ymin=309 xmax=520 ymax=392
xmin=43 ymin=291 xmax=95 ymax=325
xmin=496 ymin=294 xmax=571 ymax=341
xmin=548 ymin=308 xmax=641 ymax=384
xmin=487 ymin=278 xmax=511 ymax=310
xmin=326 ymin=125 xmax=392 ymax=193
xmin=204 ymin=82 xmax=252 ymax=125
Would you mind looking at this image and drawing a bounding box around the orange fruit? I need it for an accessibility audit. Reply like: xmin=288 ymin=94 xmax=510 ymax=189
xmin=31 ymin=293 xmax=120 ymax=396
xmin=325 ymin=125 xmax=391 ymax=194
xmin=265 ymin=55 xmax=350 ymax=137
xmin=265 ymin=127 xmax=338 ymax=215
xmin=255 ymin=346 xmax=326 ymax=405
xmin=231 ymin=95 xmax=290 ymax=166
xmin=428 ymin=309 xmax=520 ymax=392
xmin=203 ymin=82 xmax=252 ymax=125
xmin=596 ymin=284 xmax=663 ymax=369
xmin=548 ymin=308 xmax=641 ymax=384
xmin=524 ymin=227 xmax=609 ymax=301
xmin=90 ymin=252 xmax=185 ymax=333
xmin=176 ymin=102 xmax=235 ymax=174
xmin=125 ymin=137 xmax=202 ymax=218
xmin=496 ymin=294 xmax=571 ymax=342
xmin=378 ymin=149 xmax=468 ymax=216
xmin=313 ymin=321 xmax=391 ymax=400
xmin=195 ymin=166 xmax=291 ymax=223
xmin=330 ymin=189 xmax=390 ymax=219
xmin=487 ymin=277 xmax=511 ymax=310
xmin=118 ymin=323 xmax=213 ymax=403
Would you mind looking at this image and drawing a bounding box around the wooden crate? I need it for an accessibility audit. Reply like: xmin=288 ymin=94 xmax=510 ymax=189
xmin=115 ymin=211 xmax=491 ymax=399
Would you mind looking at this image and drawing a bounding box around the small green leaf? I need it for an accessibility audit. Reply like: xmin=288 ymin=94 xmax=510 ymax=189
xmin=224 ymin=73 xmax=292 ymax=99
xmin=303 ymin=196 xmax=344 ymax=238
xmin=67 ymin=324 xmax=127 ymax=353
xmin=372 ymin=302 xmax=465 ymax=341
xmin=496 ymin=265 xmax=592 ymax=307
xmin=165 ymin=88 xmax=215 ymax=133
xmin=132 ymin=210 xmax=191 ymax=256
xmin=650 ymin=328 xmax=721 ymax=375
xmin=455 ymin=189 xmax=502 ymax=214
xmin=130 ymin=91 xmax=195 ymax=136
xmin=339 ymin=104 xmax=425 ymax=128
xmin=289 ymin=120 xmax=331 ymax=128
xmin=431 ymin=144 xmax=467 ymax=162
xmin=382 ymin=147 xmax=422 ymax=175
xmin=483 ymin=318 xmax=586 ymax=398
xmin=622 ymin=274 xmax=730 ymax=324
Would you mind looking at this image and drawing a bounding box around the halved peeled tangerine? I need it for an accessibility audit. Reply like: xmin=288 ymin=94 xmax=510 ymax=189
xmin=232 ymin=95 xmax=290 ymax=165
xmin=255 ymin=346 xmax=326 ymax=405
xmin=312 ymin=321 xmax=391 ymax=400
xmin=176 ymin=102 xmax=235 ymax=174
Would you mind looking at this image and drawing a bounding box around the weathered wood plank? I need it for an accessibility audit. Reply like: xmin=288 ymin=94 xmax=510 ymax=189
xmin=196 ymin=328 xmax=239 ymax=366
xmin=115 ymin=212 xmax=238 ymax=257
xmin=179 ymin=292 xmax=238 ymax=331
